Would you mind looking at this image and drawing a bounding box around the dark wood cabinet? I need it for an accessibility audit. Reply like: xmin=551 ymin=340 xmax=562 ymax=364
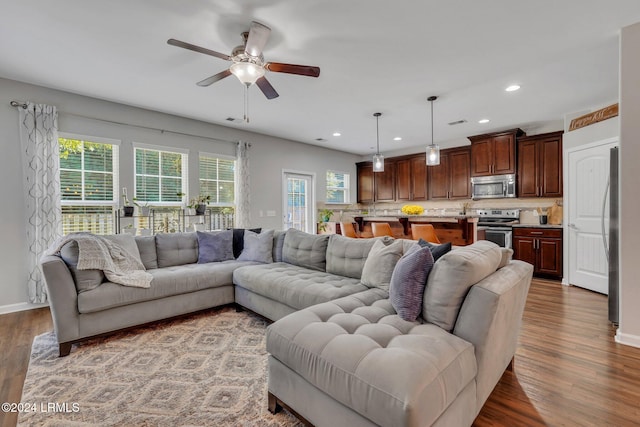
xmin=356 ymin=161 xmax=395 ymax=202
xmin=517 ymin=131 xmax=563 ymax=198
xmin=428 ymin=147 xmax=471 ymax=200
xmin=469 ymin=128 xmax=523 ymax=177
xmin=513 ymin=227 xmax=563 ymax=279
xmin=356 ymin=162 xmax=374 ymax=203
xmin=396 ymin=154 xmax=427 ymax=201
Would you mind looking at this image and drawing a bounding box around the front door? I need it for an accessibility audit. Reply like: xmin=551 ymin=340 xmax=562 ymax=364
xmin=283 ymin=172 xmax=315 ymax=233
xmin=567 ymin=139 xmax=618 ymax=294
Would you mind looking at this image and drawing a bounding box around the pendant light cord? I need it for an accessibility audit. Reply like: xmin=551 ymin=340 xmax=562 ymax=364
xmin=430 ymin=99 xmax=434 ymax=147
xmin=374 ymin=112 xmax=382 ymax=154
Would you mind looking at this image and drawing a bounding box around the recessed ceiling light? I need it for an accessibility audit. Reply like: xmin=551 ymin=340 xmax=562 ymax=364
xmin=393 ymin=137 xmax=402 ymax=141
xmin=505 ymin=84 xmax=521 ymax=92
xmin=478 ymin=119 xmax=490 ymax=124
xmin=332 ymin=132 xmax=341 ymax=137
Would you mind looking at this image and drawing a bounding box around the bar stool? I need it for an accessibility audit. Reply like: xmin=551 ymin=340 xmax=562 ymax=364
xmin=340 ymin=222 xmax=360 ymax=238
xmin=372 ymin=222 xmax=393 ymax=238
xmin=411 ymin=224 xmax=441 ymax=243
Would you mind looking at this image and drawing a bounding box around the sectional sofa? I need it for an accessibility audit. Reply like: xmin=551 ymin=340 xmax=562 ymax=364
xmin=40 ymin=228 xmax=533 ymax=426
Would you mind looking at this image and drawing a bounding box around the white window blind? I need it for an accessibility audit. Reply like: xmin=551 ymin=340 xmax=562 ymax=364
xmin=59 ymin=136 xmax=119 ymax=235
xmin=326 ymin=171 xmax=349 ymax=204
xmin=135 ymin=147 xmax=186 ymax=204
xmin=199 ymin=154 xmax=235 ymax=205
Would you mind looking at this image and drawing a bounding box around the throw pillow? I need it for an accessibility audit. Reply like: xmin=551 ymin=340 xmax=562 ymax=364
xmin=103 ymin=233 xmax=144 ymax=267
xmin=196 ymin=230 xmax=234 ymax=263
xmin=360 ymin=238 xmax=404 ymax=290
xmin=417 ymin=239 xmax=452 ymax=262
xmin=237 ymin=229 xmax=274 ymax=263
xmin=231 ymin=228 xmax=262 ymax=258
xmin=498 ymin=248 xmax=514 ymax=269
xmin=389 ymin=244 xmax=435 ymax=321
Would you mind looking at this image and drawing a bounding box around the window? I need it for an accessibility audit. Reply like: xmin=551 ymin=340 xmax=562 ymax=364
xmin=135 ymin=146 xmax=186 ymax=203
xmin=326 ymin=171 xmax=349 ymax=204
xmin=59 ymin=136 xmax=119 ymax=235
xmin=199 ymin=154 xmax=236 ymax=229
xmin=199 ymin=154 xmax=235 ymax=205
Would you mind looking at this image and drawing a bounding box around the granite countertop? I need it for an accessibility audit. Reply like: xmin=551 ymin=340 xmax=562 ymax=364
xmin=512 ymin=223 xmax=563 ymax=229
xmin=356 ymin=215 xmax=473 ymax=222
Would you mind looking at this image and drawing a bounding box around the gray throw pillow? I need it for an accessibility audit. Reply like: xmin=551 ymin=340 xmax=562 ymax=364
xmin=417 ymin=239 xmax=452 ymax=262
xmin=231 ymin=228 xmax=262 ymax=258
xmin=103 ymin=234 xmax=144 ymax=267
xmin=196 ymin=230 xmax=234 ymax=263
xmin=237 ymin=229 xmax=274 ymax=263
xmin=360 ymin=239 xmax=404 ymax=290
xmin=59 ymin=241 xmax=105 ymax=293
xmin=389 ymin=244 xmax=435 ymax=321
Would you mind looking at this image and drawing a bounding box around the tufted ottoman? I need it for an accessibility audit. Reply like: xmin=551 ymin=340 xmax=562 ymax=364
xmin=266 ymin=289 xmax=478 ymax=427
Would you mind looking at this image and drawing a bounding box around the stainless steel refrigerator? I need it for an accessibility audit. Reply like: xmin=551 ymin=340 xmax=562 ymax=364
xmin=606 ymin=147 xmax=619 ymax=324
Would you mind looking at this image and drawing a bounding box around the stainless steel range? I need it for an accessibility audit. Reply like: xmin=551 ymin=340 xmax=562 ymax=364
xmin=476 ymin=209 xmax=520 ymax=248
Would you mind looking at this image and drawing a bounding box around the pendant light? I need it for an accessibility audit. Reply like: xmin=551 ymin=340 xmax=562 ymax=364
xmin=426 ymin=96 xmax=440 ymax=166
xmin=372 ymin=112 xmax=384 ymax=172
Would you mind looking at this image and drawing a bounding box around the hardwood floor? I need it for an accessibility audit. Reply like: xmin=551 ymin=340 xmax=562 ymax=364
xmin=1 ymin=279 xmax=639 ymax=427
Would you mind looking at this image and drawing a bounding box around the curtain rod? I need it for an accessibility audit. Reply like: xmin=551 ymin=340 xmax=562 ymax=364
xmin=9 ymin=100 xmax=241 ymax=145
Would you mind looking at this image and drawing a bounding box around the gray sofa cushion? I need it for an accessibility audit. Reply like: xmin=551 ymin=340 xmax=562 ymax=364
xmin=155 ymin=232 xmax=198 ymax=268
xmin=325 ymin=234 xmax=377 ymax=279
xmin=360 ymin=239 xmax=404 ymax=290
xmin=423 ymin=240 xmax=502 ymax=332
xmin=266 ymin=290 xmax=477 ymax=427
xmin=59 ymin=241 xmax=105 ymax=293
xmin=233 ymin=263 xmax=368 ymax=310
xmin=196 ymin=230 xmax=234 ymax=263
xmin=272 ymin=230 xmax=287 ymax=262
xmin=282 ymin=228 xmax=329 ymax=271
xmin=237 ymin=229 xmax=274 ymax=263
xmin=77 ymin=260 xmax=258 ymax=313
xmin=135 ymin=236 xmax=158 ymax=270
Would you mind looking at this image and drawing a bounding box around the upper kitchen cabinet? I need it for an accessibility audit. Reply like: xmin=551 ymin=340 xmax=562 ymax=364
xmin=356 ymin=160 xmax=396 ymax=202
xmin=356 ymin=162 xmax=374 ymax=203
xmin=396 ymin=154 xmax=428 ymax=201
xmin=469 ymin=128 xmax=524 ymax=177
xmin=428 ymin=146 xmax=471 ymax=200
xmin=517 ymin=131 xmax=563 ymax=198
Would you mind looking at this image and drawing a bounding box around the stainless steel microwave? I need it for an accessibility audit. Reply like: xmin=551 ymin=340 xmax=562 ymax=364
xmin=471 ymin=174 xmax=516 ymax=199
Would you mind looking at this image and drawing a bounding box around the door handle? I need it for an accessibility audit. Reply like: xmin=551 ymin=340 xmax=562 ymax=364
xmin=602 ymin=178 xmax=610 ymax=262
xmin=568 ymin=223 xmax=578 ymax=230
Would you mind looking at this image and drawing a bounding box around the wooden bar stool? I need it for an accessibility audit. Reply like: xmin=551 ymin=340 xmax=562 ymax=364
xmin=411 ymin=224 xmax=441 ymax=243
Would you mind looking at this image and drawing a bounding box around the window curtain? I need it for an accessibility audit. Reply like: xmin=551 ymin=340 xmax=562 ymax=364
xmin=19 ymin=102 xmax=62 ymax=304
xmin=235 ymin=141 xmax=251 ymax=228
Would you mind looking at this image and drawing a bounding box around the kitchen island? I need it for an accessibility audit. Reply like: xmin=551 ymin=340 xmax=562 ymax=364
xmin=354 ymin=215 xmax=479 ymax=245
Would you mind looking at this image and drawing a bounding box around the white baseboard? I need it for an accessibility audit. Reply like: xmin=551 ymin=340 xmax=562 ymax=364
xmin=0 ymin=302 xmax=48 ymax=315
xmin=615 ymin=330 xmax=640 ymax=349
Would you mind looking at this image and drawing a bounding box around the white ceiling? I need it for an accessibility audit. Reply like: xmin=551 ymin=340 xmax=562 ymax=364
xmin=2 ymin=1 xmax=640 ymax=155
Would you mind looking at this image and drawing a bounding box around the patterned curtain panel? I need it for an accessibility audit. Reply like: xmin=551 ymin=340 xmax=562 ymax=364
xmin=19 ymin=103 xmax=62 ymax=304
xmin=235 ymin=141 xmax=251 ymax=228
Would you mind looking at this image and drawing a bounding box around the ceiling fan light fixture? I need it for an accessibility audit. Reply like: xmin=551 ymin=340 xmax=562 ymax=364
xmin=426 ymin=95 xmax=440 ymax=166
xmin=372 ymin=112 xmax=384 ymax=172
xmin=230 ymin=61 xmax=265 ymax=85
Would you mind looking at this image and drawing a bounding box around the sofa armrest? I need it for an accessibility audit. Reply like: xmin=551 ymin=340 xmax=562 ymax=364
xmin=452 ymin=260 xmax=533 ymax=413
xmin=39 ymin=255 xmax=80 ymax=343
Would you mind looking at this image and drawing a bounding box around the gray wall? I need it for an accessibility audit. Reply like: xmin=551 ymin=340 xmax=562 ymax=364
xmin=0 ymin=77 xmax=360 ymax=310
xmin=619 ymin=22 xmax=640 ymax=347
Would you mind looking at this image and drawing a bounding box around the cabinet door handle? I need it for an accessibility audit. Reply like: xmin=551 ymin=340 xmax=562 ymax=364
xmin=531 ymin=231 xmax=543 ymax=235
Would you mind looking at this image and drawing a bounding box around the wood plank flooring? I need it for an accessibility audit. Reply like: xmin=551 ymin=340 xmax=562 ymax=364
xmin=1 ymin=279 xmax=639 ymax=427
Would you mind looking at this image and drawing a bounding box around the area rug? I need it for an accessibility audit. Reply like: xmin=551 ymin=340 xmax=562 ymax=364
xmin=19 ymin=307 xmax=303 ymax=426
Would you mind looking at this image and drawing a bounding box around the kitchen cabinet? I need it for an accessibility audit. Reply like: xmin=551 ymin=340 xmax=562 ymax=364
xmin=469 ymin=128 xmax=524 ymax=177
xmin=356 ymin=160 xmax=395 ymax=202
xmin=513 ymin=227 xmax=563 ymax=279
xmin=428 ymin=147 xmax=471 ymax=200
xmin=396 ymin=154 xmax=428 ymax=201
xmin=517 ymin=131 xmax=563 ymax=198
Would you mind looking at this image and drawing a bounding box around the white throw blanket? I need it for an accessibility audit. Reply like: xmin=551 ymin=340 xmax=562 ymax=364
xmin=47 ymin=233 xmax=153 ymax=288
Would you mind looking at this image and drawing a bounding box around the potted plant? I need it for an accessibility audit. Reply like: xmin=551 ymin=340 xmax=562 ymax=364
xmin=319 ymin=208 xmax=334 ymax=223
xmin=122 ymin=188 xmax=134 ymax=217
xmin=133 ymin=198 xmax=151 ymax=216
xmin=195 ymin=194 xmax=211 ymax=215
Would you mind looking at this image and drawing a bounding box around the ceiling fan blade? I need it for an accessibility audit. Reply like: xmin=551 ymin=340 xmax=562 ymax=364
xmin=167 ymin=38 xmax=231 ymax=61
xmin=245 ymin=21 xmax=271 ymax=57
xmin=264 ymin=62 xmax=320 ymax=78
xmin=196 ymin=69 xmax=232 ymax=87
xmin=256 ymin=77 xmax=279 ymax=99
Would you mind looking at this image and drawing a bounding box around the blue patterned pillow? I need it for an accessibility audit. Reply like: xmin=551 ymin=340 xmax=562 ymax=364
xmin=389 ymin=244 xmax=435 ymax=321
xmin=197 ymin=230 xmax=234 ymax=263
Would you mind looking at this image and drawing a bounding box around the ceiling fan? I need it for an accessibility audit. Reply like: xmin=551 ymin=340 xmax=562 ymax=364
xmin=167 ymin=21 xmax=321 ymax=101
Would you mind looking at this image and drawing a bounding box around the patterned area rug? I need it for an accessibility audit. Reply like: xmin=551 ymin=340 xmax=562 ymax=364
xmin=19 ymin=307 xmax=303 ymax=426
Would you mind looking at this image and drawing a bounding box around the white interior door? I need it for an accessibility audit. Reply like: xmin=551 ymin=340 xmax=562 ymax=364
xmin=283 ymin=172 xmax=315 ymax=233
xmin=567 ymin=139 xmax=618 ymax=294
